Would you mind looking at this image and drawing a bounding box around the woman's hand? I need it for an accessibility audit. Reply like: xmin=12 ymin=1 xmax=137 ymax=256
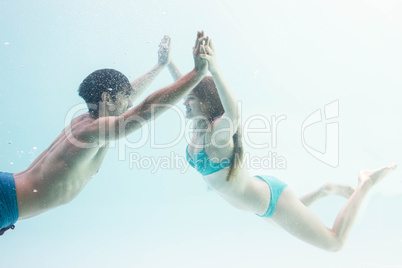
xmin=193 ymin=30 xmax=208 ymax=75
xmin=199 ymin=36 xmax=218 ymax=74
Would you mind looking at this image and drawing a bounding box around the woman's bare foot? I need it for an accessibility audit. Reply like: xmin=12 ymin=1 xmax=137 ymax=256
xmin=358 ymin=163 xmax=398 ymax=189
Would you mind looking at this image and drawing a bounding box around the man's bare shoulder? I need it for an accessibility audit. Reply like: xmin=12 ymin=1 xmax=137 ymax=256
xmin=66 ymin=112 xmax=100 ymax=143
xmin=70 ymin=112 xmax=90 ymax=123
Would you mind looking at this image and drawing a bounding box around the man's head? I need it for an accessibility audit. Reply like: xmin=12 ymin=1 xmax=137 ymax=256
xmin=78 ymin=69 xmax=133 ymax=116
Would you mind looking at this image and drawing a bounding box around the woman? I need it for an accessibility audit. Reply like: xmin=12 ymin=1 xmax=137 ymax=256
xmin=183 ymin=34 xmax=397 ymax=251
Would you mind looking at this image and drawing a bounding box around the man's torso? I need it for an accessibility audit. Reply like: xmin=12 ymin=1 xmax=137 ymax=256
xmin=14 ymin=113 xmax=109 ymax=219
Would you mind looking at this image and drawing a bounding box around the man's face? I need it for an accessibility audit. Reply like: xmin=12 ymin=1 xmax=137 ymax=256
xmin=109 ymin=86 xmax=133 ymax=116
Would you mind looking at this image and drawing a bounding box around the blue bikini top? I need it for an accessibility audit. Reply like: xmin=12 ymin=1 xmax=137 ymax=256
xmin=186 ymin=136 xmax=233 ymax=176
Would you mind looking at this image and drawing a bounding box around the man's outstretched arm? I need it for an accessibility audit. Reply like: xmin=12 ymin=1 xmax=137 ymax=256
xmin=129 ymin=35 xmax=174 ymax=102
xmin=91 ymin=31 xmax=207 ymax=141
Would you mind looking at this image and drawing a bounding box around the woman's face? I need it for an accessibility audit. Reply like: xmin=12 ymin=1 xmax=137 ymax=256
xmin=183 ymin=92 xmax=206 ymax=119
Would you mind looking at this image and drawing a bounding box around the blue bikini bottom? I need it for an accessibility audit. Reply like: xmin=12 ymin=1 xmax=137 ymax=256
xmin=255 ymin=175 xmax=287 ymax=218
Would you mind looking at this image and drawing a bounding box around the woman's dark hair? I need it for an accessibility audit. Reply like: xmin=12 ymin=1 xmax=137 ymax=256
xmin=192 ymin=76 xmax=243 ymax=181
xmin=78 ymin=69 xmax=130 ymax=114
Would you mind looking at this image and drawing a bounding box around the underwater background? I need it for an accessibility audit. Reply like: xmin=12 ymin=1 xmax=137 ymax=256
xmin=1 ymin=0 xmax=401 ymax=267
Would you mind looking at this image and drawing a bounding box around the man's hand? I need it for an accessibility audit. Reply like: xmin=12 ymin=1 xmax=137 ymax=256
xmin=193 ymin=30 xmax=208 ymax=75
xmin=158 ymin=35 xmax=171 ymax=66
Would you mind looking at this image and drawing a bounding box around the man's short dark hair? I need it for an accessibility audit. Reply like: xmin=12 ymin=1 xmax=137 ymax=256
xmin=78 ymin=69 xmax=130 ymax=113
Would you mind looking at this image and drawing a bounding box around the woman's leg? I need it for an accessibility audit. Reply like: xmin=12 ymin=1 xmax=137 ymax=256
xmin=271 ymin=163 xmax=397 ymax=251
xmin=299 ymin=183 xmax=354 ymax=207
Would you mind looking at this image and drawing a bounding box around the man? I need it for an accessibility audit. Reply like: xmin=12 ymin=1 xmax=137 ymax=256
xmin=0 ymin=31 xmax=207 ymax=235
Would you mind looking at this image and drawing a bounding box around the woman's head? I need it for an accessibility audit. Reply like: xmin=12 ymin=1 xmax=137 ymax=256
xmin=183 ymin=76 xmax=224 ymax=122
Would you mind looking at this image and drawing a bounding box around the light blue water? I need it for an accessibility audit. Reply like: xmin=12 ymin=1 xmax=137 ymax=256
xmin=1 ymin=0 xmax=402 ymax=267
